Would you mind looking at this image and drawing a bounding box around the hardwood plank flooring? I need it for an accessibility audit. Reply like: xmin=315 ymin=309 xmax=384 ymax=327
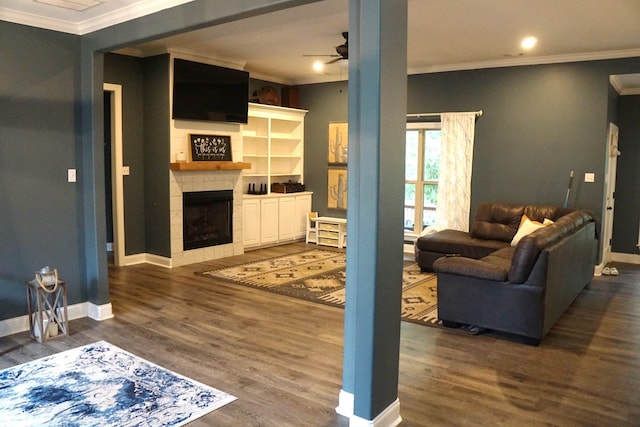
xmin=1 ymin=242 xmax=639 ymax=426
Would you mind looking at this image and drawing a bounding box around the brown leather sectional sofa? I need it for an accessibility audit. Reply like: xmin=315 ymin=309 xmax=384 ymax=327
xmin=415 ymin=202 xmax=598 ymax=345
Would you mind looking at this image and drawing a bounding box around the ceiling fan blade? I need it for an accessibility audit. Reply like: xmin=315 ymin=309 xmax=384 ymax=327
xmin=303 ymin=54 xmax=341 ymax=57
xmin=326 ymin=57 xmax=343 ymax=65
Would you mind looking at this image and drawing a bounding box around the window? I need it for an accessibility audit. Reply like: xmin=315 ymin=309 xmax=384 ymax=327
xmin=404 ymin=122 xmax=441 ymax=234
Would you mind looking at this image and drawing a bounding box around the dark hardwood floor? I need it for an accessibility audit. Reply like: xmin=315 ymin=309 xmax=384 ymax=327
xmin=2 ymin=242 xmax=639 ymax=426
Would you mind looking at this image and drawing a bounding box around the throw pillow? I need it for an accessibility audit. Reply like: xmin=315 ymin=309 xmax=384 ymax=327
xmin=511 ymin=215 xmax=546 ymax=246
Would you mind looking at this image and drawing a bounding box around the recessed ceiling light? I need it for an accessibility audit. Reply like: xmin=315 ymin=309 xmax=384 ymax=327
xmin=34 ymin=0 xmax=104 ymax=12
xmin=521 ymin=36 xmax=538 ymax=50
xmin=313 ymin=61 xmax=324 ymax=72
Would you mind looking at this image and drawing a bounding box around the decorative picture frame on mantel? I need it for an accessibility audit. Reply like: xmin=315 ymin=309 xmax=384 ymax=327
xmin=189 ymin=134 xmax=232 ymax=162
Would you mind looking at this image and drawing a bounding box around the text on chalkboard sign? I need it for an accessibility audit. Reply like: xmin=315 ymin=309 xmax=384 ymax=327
xmin=189 ymin=134 xmax=232 ymax=161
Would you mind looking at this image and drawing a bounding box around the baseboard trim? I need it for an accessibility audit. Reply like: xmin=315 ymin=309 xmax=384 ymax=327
xmin=595 ymin=252 xmax=640 ymax=276
xmin=122 ymin=253 xmax=172 ymax=268
xmin=0 ymin=302 xmax=114 ymax=338
xmin=336 ymin=390 xmax=402 ymax=427
xmin=336 ymin=389 xmax=354 ymax=418
xmin=87 ymin=302 xmax=114 ymax=321
xmin=143 ymin=253 xmax=173 ymax=268
xmin=611 ymin=252 xmax=640 ymax=265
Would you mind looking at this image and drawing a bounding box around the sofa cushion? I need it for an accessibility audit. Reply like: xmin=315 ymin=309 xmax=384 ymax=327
xmin=433 ymin=256 xmax=509 ymax=281
xmin=482 ymin=247 xmax=515 ymax=271
xmin=508 ymin=215 xmax=572 ymax=283
xmin=471 ymin=203 xmax=524 ymax=242
xmin=523 ymin=205 xmax=575 ymax=223
xmin=415 ymin=229 xmax=509 ymax=259
xmin=510 ymin=215 xmax=553 ymax=246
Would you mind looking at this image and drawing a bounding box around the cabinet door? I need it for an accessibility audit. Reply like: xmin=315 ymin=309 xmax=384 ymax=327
xmin=294 ymin=194 xmax=312 ymax=238
xmin=243 ymin=199 xmax=261 ymax=247
xmin=260 ymin=198 xmax=279 ymax=244
xmin=278 ymin=197 xmax=296 ymax=241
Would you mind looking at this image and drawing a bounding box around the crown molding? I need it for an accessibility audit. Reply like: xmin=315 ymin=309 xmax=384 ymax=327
xmin=77 ymin=0 xmax=194 ymax=34
xmin=167 ymin=48 xmax=247 ymax=71
xmin=0 ymin=0 xmax=194 ymax=35
xmin=408 ymin=48 xmax=640 ymax=76
xmin=0 ymin=8 xmax=79 ymax=34
xmin=610 ymin=75 xmax=625 ymax=94
xmin=295 ymin=48 xmax=640 ymax=85
xmin=111 ymin=46 xmax=295 ymax=85
xmin=611 ymin=75 xmax=640 ymax=95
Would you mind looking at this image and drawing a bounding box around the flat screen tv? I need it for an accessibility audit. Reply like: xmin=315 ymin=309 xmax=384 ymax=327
xmin=172 ymin=58 xmax=249 ymax=124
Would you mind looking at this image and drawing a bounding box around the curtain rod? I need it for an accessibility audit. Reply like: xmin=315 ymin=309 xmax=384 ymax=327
xmin=407 ymin=110 xmax=483 ymax=119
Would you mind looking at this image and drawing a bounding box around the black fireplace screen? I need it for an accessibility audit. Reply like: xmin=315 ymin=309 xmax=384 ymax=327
xmin=183 ymin=190 xmax=233 ymax=250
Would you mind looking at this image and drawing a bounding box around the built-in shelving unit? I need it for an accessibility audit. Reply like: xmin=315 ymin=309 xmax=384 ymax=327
xmin=242 ymin=103 xmax=307 ymax=194
xmin=241 ymin=103 xmax=312 ymax=249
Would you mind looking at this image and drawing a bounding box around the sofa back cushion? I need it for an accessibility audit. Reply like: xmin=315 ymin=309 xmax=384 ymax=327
xmin=508 ymin=210 xmax=593 ymax=283
xmin=523 ymin=205 xmax=575 ymax=223
xmin=471 ymin=203 xmax=524 ymax=242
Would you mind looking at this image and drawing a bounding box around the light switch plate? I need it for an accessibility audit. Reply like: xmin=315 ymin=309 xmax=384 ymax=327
xmin=122 ymin=166 xmax=130 ymax=176
xmin=584 ymin=172 xmax=595 ymax=183
xmin=67 ymin=169 xmax=76 ymax=183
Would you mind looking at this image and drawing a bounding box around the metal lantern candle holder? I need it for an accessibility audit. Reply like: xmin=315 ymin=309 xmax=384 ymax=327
xmin=26 ymin=266 xmax=69 ymax=343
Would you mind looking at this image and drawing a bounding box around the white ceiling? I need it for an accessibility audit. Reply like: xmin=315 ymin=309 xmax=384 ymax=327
xmin=2 ymin=0 xmax=640 ymax=88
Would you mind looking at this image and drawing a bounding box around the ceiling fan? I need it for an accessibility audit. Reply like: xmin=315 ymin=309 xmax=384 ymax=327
xmin=304 ymin=31 xmax=348 ymax=64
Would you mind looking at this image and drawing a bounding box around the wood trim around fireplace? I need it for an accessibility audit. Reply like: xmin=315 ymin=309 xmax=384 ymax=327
xmin=169 ymin=161 xmax=251 ymax=171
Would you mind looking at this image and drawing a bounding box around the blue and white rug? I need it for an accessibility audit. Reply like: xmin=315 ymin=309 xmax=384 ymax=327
xmin=0 ymin=341 xmax=236 ymax=426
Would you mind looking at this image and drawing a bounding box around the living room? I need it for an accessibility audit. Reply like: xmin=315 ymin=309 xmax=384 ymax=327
xmin=1 ymin=1 xmax=640 ymax=425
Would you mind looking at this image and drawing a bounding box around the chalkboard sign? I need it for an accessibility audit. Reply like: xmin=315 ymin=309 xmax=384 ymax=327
xmin=189 ymin=134 xmax=232 ymax=161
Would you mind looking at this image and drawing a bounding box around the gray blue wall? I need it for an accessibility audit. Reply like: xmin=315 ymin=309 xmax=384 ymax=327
xmin=104 ymin=53 xmax=146 ymax=255
xmin=142 ymin=55 xmax=171 ymax=257
xmin=298 ymin=81 xmax=349 ymax=217
xmin=0 ymin=22 xmax=85 ymax=318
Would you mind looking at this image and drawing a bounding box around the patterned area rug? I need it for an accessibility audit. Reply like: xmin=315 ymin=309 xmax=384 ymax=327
xmin=0 ymin=341 xmax=236 ymax=426
xmin=198 ymin=249 xmax=439 ymax=326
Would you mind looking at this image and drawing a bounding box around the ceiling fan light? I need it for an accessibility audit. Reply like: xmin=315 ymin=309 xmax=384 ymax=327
xmin=313 ymin=60 xmax=324 ymax=72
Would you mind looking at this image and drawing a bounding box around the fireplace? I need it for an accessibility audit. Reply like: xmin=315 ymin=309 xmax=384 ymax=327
xmin=183 ymin=190 xmax=233 ymax=251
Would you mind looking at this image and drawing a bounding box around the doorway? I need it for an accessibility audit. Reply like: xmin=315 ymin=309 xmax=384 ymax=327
xmin=600 ymin=122 xmax=619 ymax=271
xmin=103 ymin=83 xmax=126 ymax=266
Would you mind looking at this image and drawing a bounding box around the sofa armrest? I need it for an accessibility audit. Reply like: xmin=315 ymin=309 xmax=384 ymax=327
xmin=433 ymin=256 xmax=508 ymax=282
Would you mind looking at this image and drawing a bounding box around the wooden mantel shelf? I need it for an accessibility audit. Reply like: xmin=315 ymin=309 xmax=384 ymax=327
xmin=170 ymin=161 xmax=251 ymax=171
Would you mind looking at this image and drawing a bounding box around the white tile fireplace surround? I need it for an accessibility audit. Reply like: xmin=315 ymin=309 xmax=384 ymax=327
xmin=169 ymin=169 xmax=244 ymax=267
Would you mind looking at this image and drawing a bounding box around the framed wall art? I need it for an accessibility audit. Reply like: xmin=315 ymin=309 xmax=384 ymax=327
xmin=328 ymin=122 xmax=348 ymax=164
xmin=189 ymin=134 xmax=232 ymax=161
xmin=327 ymin=166 xmax=348 ymax=210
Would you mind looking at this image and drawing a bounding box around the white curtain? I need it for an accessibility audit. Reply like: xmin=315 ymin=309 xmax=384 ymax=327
xmin=435 ymin=112 xmax=477 ymax=231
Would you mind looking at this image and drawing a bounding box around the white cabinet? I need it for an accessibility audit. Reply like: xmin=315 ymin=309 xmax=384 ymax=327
xmin=242 ymin=198 xmax=261 ymax=247
xmin=294 ymin=193 xmax=312 ymax=237
xmin=243 ymin=192 xmax=312 ymax=249
xmin=260 ymin=197 xmax=279 ymax=245
xmin=278 ymin=196 xmax=296 ymax=241
xmin=242 ymin=103 xmax=307 ymax=195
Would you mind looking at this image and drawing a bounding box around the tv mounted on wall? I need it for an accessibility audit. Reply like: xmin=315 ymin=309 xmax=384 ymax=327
xmin=172 ymin=58 xmax=249 ymax=124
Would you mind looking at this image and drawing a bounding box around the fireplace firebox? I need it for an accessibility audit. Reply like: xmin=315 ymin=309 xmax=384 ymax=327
xmin=183 ymin=190 xmax=233 ymax=250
